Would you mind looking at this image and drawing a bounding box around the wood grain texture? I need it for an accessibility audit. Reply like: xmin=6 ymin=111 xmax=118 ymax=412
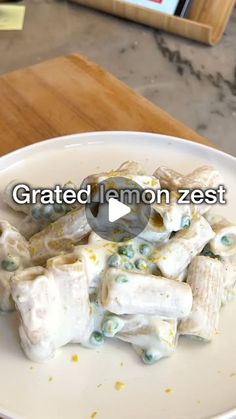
xmin=188 ymin=0 xmax=235 ymax=44
xmin=71 ymin=0 xmax=235 ymax=45
xmin=0 ymin=53 xmax=211 ymax=157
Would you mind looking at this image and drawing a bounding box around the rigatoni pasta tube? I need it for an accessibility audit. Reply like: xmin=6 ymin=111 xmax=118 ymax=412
xmin=101 ymin=268 xmax=192 ymax=319
xmin=219 ymin=253 xmax=236 ymax=305
xmin=154 ymin=216 xmax=215 ymax=279
xmin=154 ymin=165 xmax=223 ymax=190
xmin=29 ymin=206 xmax=91 ymax=265
xmin=74 ymin=244 xmax=109 ymax=291
xmin=178 ymin=256 xmax=224 ymax=341
xmin=11 ymin=255 xmax=91 ymax=362
xmin=115 ymin=315 xmax=177 ymax=364
xmin=208 ymin=216 xmax=236 ymax=257
xmin=0 ymin=220 xmax=31 ymax=312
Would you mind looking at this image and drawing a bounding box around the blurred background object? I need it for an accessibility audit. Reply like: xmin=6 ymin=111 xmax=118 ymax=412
xmin=0 ymin=0 xmax=235 ymax=156
xmin=71 ymin=0 xmax=235 ymax=45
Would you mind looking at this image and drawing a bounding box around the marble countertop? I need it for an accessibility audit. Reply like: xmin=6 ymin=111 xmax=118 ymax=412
xmin=0 ymin=0 xmax=235 ymax=156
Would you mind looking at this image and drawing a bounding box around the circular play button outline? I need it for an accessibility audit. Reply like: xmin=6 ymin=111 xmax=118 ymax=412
xmin=108 ymin=198 xmax=131 ymax=223
xmin=85 ymin=176 xmax=151 ymax=242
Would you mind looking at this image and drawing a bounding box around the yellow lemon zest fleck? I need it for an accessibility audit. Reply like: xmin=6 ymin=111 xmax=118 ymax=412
xmin=97 ymin=383 xmax=102 ymax=388
xmin=165 ymin=388 xmax=172 ymax=394
xmin=115 ymin=381 xmax=125 ymax=391
xmin=71 ymin=354 xmax=80 ymax=363
xmin=90 ymin=254 xmax=97 ymax=263
xmin=56 ymin=230 xmax=64 ymax=238
xmin=47 ymin=260 xmax=53 ymax=268
xmin=91 ymin=411 xmax=98 ymax=418
xmin=169 ymin=328 xmax=175 ymax=338
xmin=31 ymin=247 xmax=36 ymax=256
xmin=109 ymin=171 xmax=119 ymax=177
xmin=48 ymin=376 xmax=53 ymax=382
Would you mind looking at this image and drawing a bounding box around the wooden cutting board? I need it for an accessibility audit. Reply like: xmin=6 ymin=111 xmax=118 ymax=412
xmin=0 ymin=53 xmax=211 ymax=157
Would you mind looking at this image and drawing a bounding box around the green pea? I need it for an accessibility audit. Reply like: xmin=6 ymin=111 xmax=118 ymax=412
xmin=1 ymin=256 xmax=20 ymax=272
xmin=135 ymin=258 xmax=148 ymax=271
xmin=89 ymin=331 xmax=104 ymax=346
xmin=31 ymin=204 xmax=43 ymax=221
xmin=102 ymin=316 xmax=124 ymax=337
xmin=50 ymin=203 xmax=66 ymax=221
xmin=118 ymin=245 xmax=134 ymax=259
xmin=53 ymin=203 xmax=66 ymax=215
xmin=142 ymin=349 xmax=160 ymax=365
xmin=115 ymin=274 xmax=129 ymax=283
xmin=139 ymin=243 xmax=151 ymax=257
xmin=42 ymin=204 xmax=54 ymax=220
xmin=201 ymin=246 xmax=219 ymax=259
xmin=181 ymin=216 xmax=191 ymax=229
xmin=108 ymin=254 xmax=121 ymax=268
xmin=221 ymin=235 xmax=234 ymax=247
xmin=123 ymin=261 xmax=134 ymax=271
xmin=205 ymin=251 xmax=216 ymax=258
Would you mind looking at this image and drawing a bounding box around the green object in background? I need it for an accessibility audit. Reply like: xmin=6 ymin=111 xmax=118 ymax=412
xmin=0 ymin=5 xmax=25 ymax=30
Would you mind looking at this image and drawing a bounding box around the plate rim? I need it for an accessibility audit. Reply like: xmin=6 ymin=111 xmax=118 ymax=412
xmin=0 ymin=131 xmax=236 ymax=419
xmin=1 ymin=131 xmax=235 ymax=169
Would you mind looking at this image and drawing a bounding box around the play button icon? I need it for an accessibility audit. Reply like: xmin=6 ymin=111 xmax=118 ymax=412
xmin=85 ymin=176 xmax=151 ymax=242
xmin=108 ymin=198 xmax=131 ymax=223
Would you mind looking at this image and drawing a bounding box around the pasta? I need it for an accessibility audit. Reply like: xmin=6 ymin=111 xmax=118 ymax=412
xmin=178 ymin=256 xmax=224 ymax=341
xmin=0 ymin=220 xmax=31 ymax=312
xmin=206 ymin=214 xmax=236 ymax=257
xmin=0 ymin=161 xmax=234 ymax=366
xmin=204 ymin=213 xmax=236 ymax=304
xmin=3 ymin=180 xmax=79 ymax=239
xmin=148 ymin=193 xmax=199 ymax=233
xmin=11 ymin=255 xmax=92 ymax=362
xmin=29 ymin=206 xmax=91 ymax=265
xmin=153 ymin=165 xmax=224 ymax=190
xmin=153 ymin=215 xmax=215 ymax=279
xmin=101 ymin=268 xmax=193 ymax=318
xmin=103 ymin=314 xmax=178 ymax=364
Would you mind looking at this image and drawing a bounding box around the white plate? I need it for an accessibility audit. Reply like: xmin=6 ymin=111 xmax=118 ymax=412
xmin=0 ymin=132 xmax=236 ymax=419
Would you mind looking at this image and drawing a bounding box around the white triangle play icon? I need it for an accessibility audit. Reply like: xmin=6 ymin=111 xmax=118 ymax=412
xmin=108 ymin=198 xmax=131 ymax=223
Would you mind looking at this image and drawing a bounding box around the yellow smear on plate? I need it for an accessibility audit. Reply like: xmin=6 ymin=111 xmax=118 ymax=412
xmin=230 ymin=372 xmax=236 ymax=377
xmin=48 ymin=376 xmax=53 ymax=382
xmin=115 ymin=381 xmax=125 ymax=391
xmin=91 ymin=411 xmax=98 ymax=418
xmin=71 ymin=354 xmax=80 ymax=363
